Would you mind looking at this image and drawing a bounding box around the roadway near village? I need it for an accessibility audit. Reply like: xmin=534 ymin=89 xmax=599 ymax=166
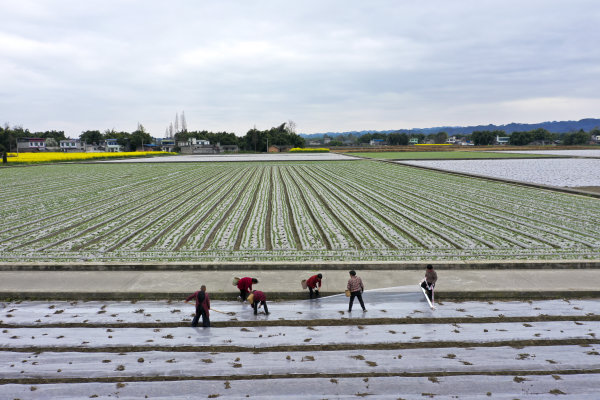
xmin=1 ymin=151 xmax=600 ymax=399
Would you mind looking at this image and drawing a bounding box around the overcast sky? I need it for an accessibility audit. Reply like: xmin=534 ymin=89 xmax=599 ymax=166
xmin=1 ymin=1 xmax=599 ymax=137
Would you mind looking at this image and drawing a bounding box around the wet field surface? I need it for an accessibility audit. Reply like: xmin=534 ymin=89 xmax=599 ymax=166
xmin=2 ymin=290 xmax=600 ymax=399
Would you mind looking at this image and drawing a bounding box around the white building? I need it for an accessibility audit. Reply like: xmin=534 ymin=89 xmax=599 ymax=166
xmin=495 ymin=135 xmax=510 ymax=145
xmin=16 ymin=138 xmax=46 ymax=152
xmin=105 ymin=139 xmax=122 ymax=152
xmin=178 ymin=138 xmax=210 ymax=147
xmin=178 ymin=138 xmax=218 ymax=154
xmin=59 ymin=139 xmax=86 ymax=152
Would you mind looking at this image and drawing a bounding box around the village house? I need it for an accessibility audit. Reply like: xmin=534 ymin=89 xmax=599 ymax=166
xmin=104 ymin=138 xmax=122 ymax=152
xmin=60 ymin=139 xmax=86 ymax=152
xmin=495 ymin=135 xmax=510 ymax=145
xmin=16 ymin=138 xmax=46 ymax=152
xmin=369 ymin=138 xmax=386 ymax=146
xmin=178 ymin=138 xmax=218 ymax=154
xmin=158 ymin=138 xmax=176 ymax=152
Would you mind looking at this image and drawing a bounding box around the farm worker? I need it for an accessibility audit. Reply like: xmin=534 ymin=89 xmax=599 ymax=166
xmin=248 ymin=290 xmax=270 ymax=315
xmin=347 ymin=270 xmax=367 ymax=313
xmin=306 ymin=273 xmax=323 ymax=299
xmin=420 ymin=264 xmax=437 ymax=302
xmin=185 ymin=285 xmax=210 ymax=328
xmin=237 ymin=277 xmax=258 ymax=302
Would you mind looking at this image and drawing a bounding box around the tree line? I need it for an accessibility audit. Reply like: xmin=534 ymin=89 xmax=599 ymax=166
xmin=0 ymin=125 xmax=68 ymax=153
xmin=2 ymin=122 xmax=597 ymax=158
xmin=327 ymin=128 xmax=599 ymax=146
xmin=79 ymin=124 xmax=153 ymax=151
xmin=169 ymin=122 xmax=305 ymax=152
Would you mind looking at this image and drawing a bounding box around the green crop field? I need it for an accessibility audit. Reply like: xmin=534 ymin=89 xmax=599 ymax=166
xmin=1 ymin=160 xmax=599 ymax=262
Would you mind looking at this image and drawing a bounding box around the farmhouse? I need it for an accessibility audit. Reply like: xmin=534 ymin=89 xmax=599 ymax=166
xmin=105 ymin=138 xmax=122 ymax=152
xmin=179 ymin=138 xmax=219 ymax=154
xmin=369 ymin=138 xmax=386 ymax=146
xmin=495 ymin=135 xmax=510 ymax=145
xmin=16 ymin=137 xmax=46 ymax=152
xmin=60 ymin=139 xmax=86 ymax=152
xmin=158 ymin=138 xmax=176 ymax=152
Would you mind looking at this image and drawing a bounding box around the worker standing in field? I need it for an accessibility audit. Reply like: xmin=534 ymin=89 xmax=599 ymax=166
xmin=347 ymin=270 xmax=367 ymax=313
xmin=420 ymin=264 xmax=438 ymax=303
xmin=184 ymin=285 xmax=210 ymax=327
xmin=248 ymin=290 xmax=270 ymax=315
xmin=237 ymin=277 xmax=258 ymax=302
xmin=306 ymin=273 xmax=323 ymax=299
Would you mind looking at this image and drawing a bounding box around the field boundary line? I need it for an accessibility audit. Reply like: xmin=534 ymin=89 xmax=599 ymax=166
xmin=2 ymin=339 xmax=599 ymax=354
xmin=3 ymin=369 xmax=600 ymax=385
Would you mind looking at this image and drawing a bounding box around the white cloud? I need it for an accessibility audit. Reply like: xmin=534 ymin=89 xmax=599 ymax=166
xmin=1 ymin=0 xmax=599 ymax=136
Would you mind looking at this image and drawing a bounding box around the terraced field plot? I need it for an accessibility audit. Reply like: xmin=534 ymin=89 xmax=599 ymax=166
xmin=1 ymin=296 xmax=599 ymax=398
xmin=347 ymin=151 xmax=558 ymax=159
xmin=401 ymin=158 xmax=600 ymax=188
xmin=1 ymin=160 xmax=600 ymax=262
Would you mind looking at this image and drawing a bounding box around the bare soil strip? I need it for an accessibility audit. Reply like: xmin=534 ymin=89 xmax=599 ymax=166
xmin=3 ymin=339 xmax=599 ymax=354
xmin=3 ymin=314 xmax=600 ymax=329
xmin=3 ymin=369 xmax=600 ymax=385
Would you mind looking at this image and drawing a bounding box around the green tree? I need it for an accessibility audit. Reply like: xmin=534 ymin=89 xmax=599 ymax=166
xmin=509 ymin=131 xmax=533 ymax=145
xmin=562 ymin=130 xmax=590 ymax=145
xmin=35 ymin=130 xmax=67 ymax=143
xmin=241 ymin=123 xmax=304 ymax=152
xmin=531 ymin=128 xmax=553 ymax=143
xmin=471 ymin=130 xmax=498 ymax=145
xmin=388 ymin=132 xmax=409 ymax=145
xmin=103 ymin=129 xmax=131 ymax=149
xmin=1 ymin=124 xmax=31 ymax=152
xmin=130 ymin=124 xmax=153 ymax=150
xmin=80 ymin=130 xmax=103 ymax=145
xmin=433 ymin=131 xmax=448 ymax=144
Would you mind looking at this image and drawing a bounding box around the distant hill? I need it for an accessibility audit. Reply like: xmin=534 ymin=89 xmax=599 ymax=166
xmin=300 ymin=118 xmax=600 ymax=139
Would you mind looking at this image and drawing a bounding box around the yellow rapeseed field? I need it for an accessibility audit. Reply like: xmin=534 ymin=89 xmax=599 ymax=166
xmin=5 ymin=151 xmax=176 ymax=163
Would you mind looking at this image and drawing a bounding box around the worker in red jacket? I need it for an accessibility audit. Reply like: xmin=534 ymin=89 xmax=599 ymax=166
xmin=237 ymin=277 xmax=258 ymax=301
xmin=184 ymin=285 xmax=210 ymax=327
xmin=248 ymin=290 xmax=269 ymax=315
xmin=306 ymin=273 xmax=323 ymax=299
